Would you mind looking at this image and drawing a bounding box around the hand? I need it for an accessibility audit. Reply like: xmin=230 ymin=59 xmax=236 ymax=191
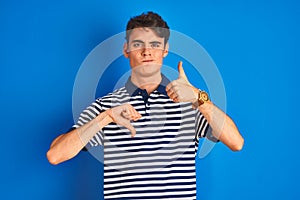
xmin=166 ymin=61 xmax=198 ymax=103
xmin=106 ymin=104 xmax=142 ymax=137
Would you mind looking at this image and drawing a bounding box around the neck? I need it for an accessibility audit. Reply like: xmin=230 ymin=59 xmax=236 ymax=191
xmin=131 ymin=73 xmax=162 ymax=94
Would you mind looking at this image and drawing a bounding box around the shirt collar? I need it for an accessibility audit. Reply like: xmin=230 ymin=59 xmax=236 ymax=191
xmin=125 ymin=74 xmax=170 ymax=96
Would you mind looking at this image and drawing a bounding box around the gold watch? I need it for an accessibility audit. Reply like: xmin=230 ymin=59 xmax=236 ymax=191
xmin=198 ymin=90 xmax=210 ymax=105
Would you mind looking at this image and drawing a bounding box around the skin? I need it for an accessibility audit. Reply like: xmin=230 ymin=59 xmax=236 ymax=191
xmin=123 ymin=27 xmax=169 ymax=93
xmin=46 ymin=27 xmax=244 ymax=165
xmin=166 ymin=61 xmax=244 ymax=151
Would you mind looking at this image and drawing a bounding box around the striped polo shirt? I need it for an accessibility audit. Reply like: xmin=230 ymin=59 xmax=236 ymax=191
xmin=74 ymin=74 xmax=217 ymax=200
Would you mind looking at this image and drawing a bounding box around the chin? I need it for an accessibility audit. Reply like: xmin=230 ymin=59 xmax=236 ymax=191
xmin=133 ymin=65 xmax=161 ymax=76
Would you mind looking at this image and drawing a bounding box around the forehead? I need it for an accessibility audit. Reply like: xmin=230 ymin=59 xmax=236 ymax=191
xmin=128 ymin=28 xmax=164 ymax=43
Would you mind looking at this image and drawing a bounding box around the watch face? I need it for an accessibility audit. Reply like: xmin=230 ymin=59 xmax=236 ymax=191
xmin=201 ymin=92 xmax=209 ymax=101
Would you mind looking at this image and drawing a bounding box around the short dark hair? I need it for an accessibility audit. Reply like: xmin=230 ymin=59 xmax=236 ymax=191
xmin=126 ymin=11 xmax=170 ymax=45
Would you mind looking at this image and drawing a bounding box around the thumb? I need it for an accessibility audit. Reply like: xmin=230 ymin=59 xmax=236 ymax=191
xmin=178 ymin=61 xmax=187 ymax=80
xmin=123 ymin=122 xmax=137 ymax=138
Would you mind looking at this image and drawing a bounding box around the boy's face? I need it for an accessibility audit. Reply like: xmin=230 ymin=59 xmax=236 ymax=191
xmin=123 ymin=28 xmax=168 ymax=76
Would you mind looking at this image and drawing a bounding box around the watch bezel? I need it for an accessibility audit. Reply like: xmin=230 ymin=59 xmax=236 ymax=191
xmin=198 ymin=90 xmax=209 ymax=106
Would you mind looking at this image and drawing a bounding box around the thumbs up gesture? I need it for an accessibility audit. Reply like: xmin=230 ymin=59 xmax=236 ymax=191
xmin=166 ymin=61 xmax=199 ymax=103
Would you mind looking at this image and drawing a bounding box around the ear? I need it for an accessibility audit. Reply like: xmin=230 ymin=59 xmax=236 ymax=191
xmin=163 ymin=43 xmax=169 ymax=58
xmin=123 ymin=43 xmax=129 ymax=58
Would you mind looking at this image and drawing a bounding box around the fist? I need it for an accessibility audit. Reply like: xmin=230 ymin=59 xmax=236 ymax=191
xmin=106 ymin=104 xmax=142 ymax=137
xmin=166 ymin=61 xmax=198 ymax=103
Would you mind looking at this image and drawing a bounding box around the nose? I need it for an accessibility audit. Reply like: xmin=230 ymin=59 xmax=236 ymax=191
xmin=141 ymin=47 xmax=151 ymax=56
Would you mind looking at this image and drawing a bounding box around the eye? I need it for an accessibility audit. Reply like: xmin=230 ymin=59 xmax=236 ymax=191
xmin=132 ymin=42 xmax=142 ymax=48
xmin=151 ymin=42 xmax=161 ymax=48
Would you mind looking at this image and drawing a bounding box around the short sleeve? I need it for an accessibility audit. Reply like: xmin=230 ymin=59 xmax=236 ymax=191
xmin=72 ymin=99 xmax=105 ymax=148
xmin=195 ymin=110 xmax=219 ymax=143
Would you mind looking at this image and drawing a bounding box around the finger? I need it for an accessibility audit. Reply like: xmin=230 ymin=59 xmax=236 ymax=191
xmin=166 ymin=82 xmax=179 ymax=94
xmin=116 ymin=115 xmax=137 ymax=137
xmin=171 ymin=95 xmax=179 ymax=103
xmin=166 ymin=89 xmax=174 ymax=98
xmin=167 ymin=90 xmax=177 ymax=100
xmin=166 ymin=85 xmax=180 ymax=100
xmin=133 ymin=111 xmax=142 ymax=121
xmin=126 ymin=105 xmax=142 ymax=121
xmin=178 ymin=61 xmax=188 ymax=80
xmin=128 ymin=109 xmax=139 ymax=121
xmin=168 ymin=91 xmax=179 ymax=102
xmin=165 ymin=82 xmax=173 ymax=92
xmin=166 ymin=83 xmax=173 ymax=94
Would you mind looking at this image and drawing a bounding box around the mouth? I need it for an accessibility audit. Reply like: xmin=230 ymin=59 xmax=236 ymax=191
xmin=142 ymin=60 xmax=154 ymax=63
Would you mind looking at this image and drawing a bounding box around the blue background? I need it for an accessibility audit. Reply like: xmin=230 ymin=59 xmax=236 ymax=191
xmin=1 ymin=0 xmax=299 ymax=199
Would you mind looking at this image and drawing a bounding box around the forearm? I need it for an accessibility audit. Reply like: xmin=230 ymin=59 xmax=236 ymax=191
xmin=198 ymin=101 xmax=244 ymax=151
xmin=165 ymin=62 xmax=244 ymax=151
xmin=47 ymin=111 xmax=112 ymax=165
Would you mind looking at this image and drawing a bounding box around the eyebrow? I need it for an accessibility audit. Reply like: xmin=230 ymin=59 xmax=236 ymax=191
xmin=149 ymin=41 xmax=162 ymax=45
xmin=131 ymin=40 xmax=144 ymax=44
xmin=130 ymin=40 xmax=162 ymax=44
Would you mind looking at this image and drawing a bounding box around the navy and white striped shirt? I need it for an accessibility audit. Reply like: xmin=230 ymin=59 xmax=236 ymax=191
xmin=74 ymin=74 xmax=217 ymax=200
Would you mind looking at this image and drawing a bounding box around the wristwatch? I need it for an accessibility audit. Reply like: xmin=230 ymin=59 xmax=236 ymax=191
xmin=198 ymin=90 xmax=210 ymax=106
